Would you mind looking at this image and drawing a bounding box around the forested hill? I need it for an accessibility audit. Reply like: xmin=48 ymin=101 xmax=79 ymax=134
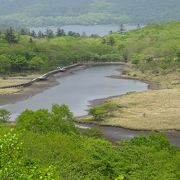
xmin=0 ymin=0 xmax=180 ymax=27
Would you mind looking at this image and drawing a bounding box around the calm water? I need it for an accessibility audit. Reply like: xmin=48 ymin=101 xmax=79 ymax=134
xmin=1 ymin=65 xmax=148 ymax=118
xmin=30 ymin=24 xmax=141 ymax=36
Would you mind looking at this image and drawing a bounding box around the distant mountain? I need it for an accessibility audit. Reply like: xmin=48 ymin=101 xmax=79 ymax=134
xmin=0 ymin=0 xmax=180 ymax=27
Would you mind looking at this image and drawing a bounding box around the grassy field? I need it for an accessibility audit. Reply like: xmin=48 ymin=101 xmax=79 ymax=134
xmin=124 ymin=66 xmax=180 ymax=89
xmin=77 ymin=89 xmax=180 ymax=131
xmin=104 ymin=89 xmax=180 ymax=130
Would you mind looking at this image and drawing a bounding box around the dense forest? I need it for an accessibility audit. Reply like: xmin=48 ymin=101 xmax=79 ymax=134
xmin=0 ymin=0 xmax=180 ymax=26
xmin=0 ymin=22 xmax=180 ymax=80
xmin=0 ymin=104 xmax=179 ymax=179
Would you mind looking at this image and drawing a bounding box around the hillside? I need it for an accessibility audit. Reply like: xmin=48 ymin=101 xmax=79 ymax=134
xmin=0 ymin=0 xmax=180 ymax=26
xmin=0 ymin=22 xmax=179 ymax=80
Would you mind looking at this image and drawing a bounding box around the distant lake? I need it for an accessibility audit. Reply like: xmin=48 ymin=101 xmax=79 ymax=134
xmin=30 ymin=24 xmax=142 ymax=36
xmin=1 ymin=65 xmax=147 ymax=118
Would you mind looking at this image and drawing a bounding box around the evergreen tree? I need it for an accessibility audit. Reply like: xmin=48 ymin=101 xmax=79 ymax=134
xmin=119 ymin=24 xmax=125 ymax=34
xmin=46 ymin=29 xmax=54 ymax=38
xmin=20 ymin=28 xmax=27 ymax=35
xmin=30 ymin=30 xmax=36 ymax=38
xmin=137 ymin=24 xmax=141 ymax=29
xmin=5 ymin=27 xmax=19 ymax=44
xmin=37 ymin=31 xmax=44 ymax=38
xmin=107 ymin=36 xmax=115 ymax=46
xmin=56 ymin=28 xmax=65 ymax=36
xmin=29 ymin=37 xmax=33 ymax=43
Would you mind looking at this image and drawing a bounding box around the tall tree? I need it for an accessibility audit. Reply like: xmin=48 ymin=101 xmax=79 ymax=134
xmin=119 ymin=24 xmax=125 ymax=34
xmin=46 ymin=29 xmax=54 ymax=38
xmin=5 ymin=27 xmax=18 ymax=44
xmin=37 ymin=30 xmax=44 ymax=38
xmin=30 ymin=30 xmax=36 ymax=38
xmin=56 ymin=28 xmax=65 ymax=36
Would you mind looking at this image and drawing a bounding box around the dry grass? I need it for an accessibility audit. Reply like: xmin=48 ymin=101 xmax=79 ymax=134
xmin=0 ymin=74 xmax=40 ymax=87
xmin=125 ymin=67 xmax=180 ymax=88
xmin=0 ymin=79 xmax=29 ymax=87
xmin=0 ymin=88 xmax=21 ymax=94
xmin=102 ymin=89 xmax=180 ymax=130
xmin=0 ymin=74 xmax=40 ymax=94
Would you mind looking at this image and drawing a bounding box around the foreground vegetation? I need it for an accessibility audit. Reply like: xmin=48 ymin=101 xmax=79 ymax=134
xmin=0 ymin=105 xmax=179 ymax=179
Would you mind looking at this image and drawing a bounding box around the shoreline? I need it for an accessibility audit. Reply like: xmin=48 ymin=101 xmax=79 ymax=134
xmin=88 ymin=74 xmax=166 ymax=108
xmin=0 ymin=63 xmax=174 ymax=128
xmin=75 ymin=122 xmax=180 ymax=147
xmin=0 ymin=64 xmax=87 ymax=106
xmin=0 ymin=62 xmax=125 ymax=106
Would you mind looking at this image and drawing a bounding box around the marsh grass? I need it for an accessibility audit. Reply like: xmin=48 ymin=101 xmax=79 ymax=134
xmin=0 ymin=88 xmax=21 ymax=94
xmin=102 ymin=89 xmax=180 ymax=130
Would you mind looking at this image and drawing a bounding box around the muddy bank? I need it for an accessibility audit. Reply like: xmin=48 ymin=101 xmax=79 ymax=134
xmin=0 ymin=63 xmax=124 ymax=106
xmin=76 ymin=122 xmax=180 ymax=147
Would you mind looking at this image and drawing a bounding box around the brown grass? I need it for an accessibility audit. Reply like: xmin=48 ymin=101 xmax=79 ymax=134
xmin=125 ymin=67 xmax=180 ymax=89
xmin=0 ymin=88 xmax=21 ymax=94
xmin=0 ymin=74 xmax=40 ymax=94
xmin=102 ymin=89 xmax=180 ymax=130
xmin=0 ymin=79 xmax=29 ymax=87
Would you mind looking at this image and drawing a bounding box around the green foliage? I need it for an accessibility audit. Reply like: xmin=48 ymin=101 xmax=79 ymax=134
xmin=5 ymin=27 xmax=19 ymax=44
xmin=81 ymin=127 xmax=103 ymax=138
xmin=0 ymin=130 xmax=57 ymax=179
xmin=0 ymin=55 xmax=11 ymax=74
xmin=28 ymin=56 xmax=47 ymax=71
xmin=89 ymin=106 xmax=108 ymax=121
xmin=0 ymin=109 xmax=11 ymax=123
xmin=89 ymin=103 xmax=117 ymax=121
xmin=115 ymin=134 xmax=180 ymax=180
xmin=0 ymin=31 xmax=118 ymax=74
xmin=0 ymin=106 xmax=179 ymax=179
xmin=0 ymin=22 xmax=179 ymax=76
xmin=16 ymin=104 xmax=78 ymax=134
xmin=0 ymin=0 xmax=180 ymax=26
xmin=22 ymin=132 xmax=179 ymax=179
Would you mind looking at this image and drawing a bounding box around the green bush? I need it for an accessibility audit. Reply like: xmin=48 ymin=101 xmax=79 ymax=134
xmin=0 ymin=109 xmax=11 ymax=123
xmin=16 ymin=104 xmax=78 ymax=134
xmin=89 ymin=103 xmax=117 ymax=121
xmin=0 ymin=130 xmax=57 ymax=179
xmin=81 ymin=127 xmax=103 ymax=138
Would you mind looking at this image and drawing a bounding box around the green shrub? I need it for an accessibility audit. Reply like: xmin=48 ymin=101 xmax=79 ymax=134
xmin=0 ymin=109 xmax=11 ymax=123
xmin=81 ymin=127 xmax=103 ymax=138
xmin=89 ymin=103 xmax=117 ymax=121
xmin=16 ymin=104 xmax=78 ymax=134
xmin=0 ymin=130 xmax=57 ymax=179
